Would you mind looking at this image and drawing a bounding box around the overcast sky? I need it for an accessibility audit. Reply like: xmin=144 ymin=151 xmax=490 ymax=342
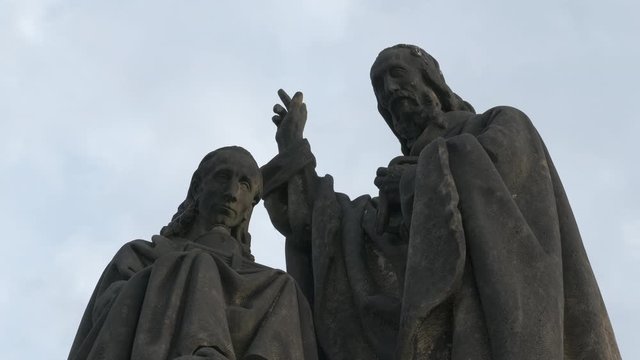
xmin=1 ymin=0 xmax=638 ymax=358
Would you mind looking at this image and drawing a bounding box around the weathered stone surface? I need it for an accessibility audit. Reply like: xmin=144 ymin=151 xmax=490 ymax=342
xmin=69 ymin=147 xmax=318 ymax=360
xmin=263 ymin=44 xmax=620 ymax=360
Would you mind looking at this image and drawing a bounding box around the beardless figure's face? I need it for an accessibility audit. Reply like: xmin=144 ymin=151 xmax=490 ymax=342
xmin=371 ymin=48 xmax=444 ymax=150
xmin=195 ymin=150 xmax=261 ymax=231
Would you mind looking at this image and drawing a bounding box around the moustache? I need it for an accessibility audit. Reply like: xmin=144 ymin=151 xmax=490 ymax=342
xmin=384 ymin=91 xmax=417 ymax=108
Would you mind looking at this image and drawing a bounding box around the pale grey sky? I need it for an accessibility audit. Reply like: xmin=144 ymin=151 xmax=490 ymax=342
xmin=1 ymin=0 xmax=637 ymax=358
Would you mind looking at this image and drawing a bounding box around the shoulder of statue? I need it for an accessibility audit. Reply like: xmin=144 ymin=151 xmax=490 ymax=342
xmin=113 ymin=238 xmax=154 ymax=258
xmin=483 ymin=106 xmax=532 ymax=123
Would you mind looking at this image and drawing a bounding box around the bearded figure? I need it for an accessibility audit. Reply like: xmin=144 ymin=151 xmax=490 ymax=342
xmin=261 ymin=45 xmax=620 ymax=359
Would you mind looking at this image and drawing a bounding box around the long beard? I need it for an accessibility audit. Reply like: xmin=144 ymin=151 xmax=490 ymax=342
xmin=388 ymin=94 xmax=446 ymax=153
xmin=406 ymin=108 xmax=447 ymax=156
xmin=419 ymin=103 xmax=446 ymax=129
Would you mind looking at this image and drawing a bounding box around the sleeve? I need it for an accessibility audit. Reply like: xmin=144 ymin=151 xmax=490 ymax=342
xmin=260 ymin=139 xmax=320 ymax=304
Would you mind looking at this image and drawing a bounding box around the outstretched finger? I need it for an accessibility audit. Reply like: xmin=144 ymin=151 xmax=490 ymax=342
xmin=277 ymin=89 xmax=292 ymax=108
xmin=273 ymin=104 xmax=287 ymax=117
xmin=291 ymin=91 xmax=304 ymax=104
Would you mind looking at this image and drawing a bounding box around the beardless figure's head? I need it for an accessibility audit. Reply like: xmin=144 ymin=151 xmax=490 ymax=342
xmin=161 ymin=146 xmax=263 ymax=260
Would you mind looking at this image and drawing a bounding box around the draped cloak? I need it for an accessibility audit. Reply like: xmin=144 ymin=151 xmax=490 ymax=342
xmin=261 ymin=106 xmax=620 ymax=359
xmin=68 ymin=232 xmax=318 ymax=360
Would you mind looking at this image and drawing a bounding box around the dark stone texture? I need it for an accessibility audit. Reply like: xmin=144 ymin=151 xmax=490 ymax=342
xmin=68 ymin=147 xmax=318 ymax=360
xmin=263 ymin=44 xmax=620 ymax=359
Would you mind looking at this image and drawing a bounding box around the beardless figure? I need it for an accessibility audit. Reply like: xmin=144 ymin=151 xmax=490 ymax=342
xmin=68 ymin=146 xmax=317 ymax=360
xmin=262 ymin=45 xmax=620 ymax=360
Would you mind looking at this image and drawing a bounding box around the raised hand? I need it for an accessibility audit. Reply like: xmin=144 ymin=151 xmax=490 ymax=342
xmin=272 ymin=89 xmax=307 ymax=152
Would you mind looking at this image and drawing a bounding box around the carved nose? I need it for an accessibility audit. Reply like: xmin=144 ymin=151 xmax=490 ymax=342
xmin=223 ymin=182 xmax=238 ymax=202
xmin=385 ymin=77 xmax=400 ymax=94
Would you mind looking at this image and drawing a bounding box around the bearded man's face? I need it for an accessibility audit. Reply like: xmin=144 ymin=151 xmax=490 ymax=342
xmin=371 ymin=48 xmax=444 ymax=150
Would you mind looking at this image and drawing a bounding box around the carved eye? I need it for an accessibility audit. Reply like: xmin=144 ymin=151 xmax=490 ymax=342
xmin=239 ymin=177 xmax=251 ymax=191
xmin=214 ymin=170 xmax=231 ymax=181
xmin=389 ymin=67 xmax=406 ymax=77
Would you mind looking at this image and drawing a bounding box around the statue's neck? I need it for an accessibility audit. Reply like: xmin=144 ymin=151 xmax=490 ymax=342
xmin=182 ymin=224 xmax=241 ymax=255
xmin=185 ymin=217 xmax=233 ymax=242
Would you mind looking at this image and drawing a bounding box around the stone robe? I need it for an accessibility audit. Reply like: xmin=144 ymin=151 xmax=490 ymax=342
xmin=261 ymin=106 xmax=620 ymax=359
xmin=68 ymin=231 xmax=317 ymax=360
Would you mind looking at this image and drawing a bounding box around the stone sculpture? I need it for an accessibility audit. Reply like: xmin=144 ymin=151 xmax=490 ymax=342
xmin=68 ymin=146 xmax=317 ymax=360
xmin=261 ymin=44 xmax=620 ymax=359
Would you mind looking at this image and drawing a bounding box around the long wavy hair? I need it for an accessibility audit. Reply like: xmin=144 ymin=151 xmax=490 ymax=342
xmin=372 ymin=44 xmax=476 ymax=155
xmin=160 ymin=146 xmax=262 ymax=261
